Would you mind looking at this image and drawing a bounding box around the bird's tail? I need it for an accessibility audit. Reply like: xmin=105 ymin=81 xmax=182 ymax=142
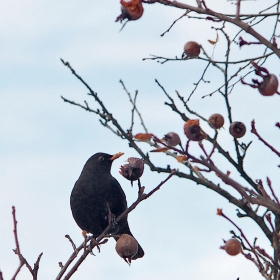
xmin=115 ymin=223 xmax=144 ymax=260
xmin=132 ymin=240 xmax=144 ymax=260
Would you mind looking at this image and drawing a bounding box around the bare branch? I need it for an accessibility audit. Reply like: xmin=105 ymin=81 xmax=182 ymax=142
xmin=161 ymin=11 xmax=190 ymax=37
xmin=11 ymin=206 xmax=25 ymax=280
xmin=201 ymin=158 xmax=280 ymax=214
xmin=251 ymin=120 xmax=280 ymax=158
xmin=11 ymin=206 xmax=43 ymax=280
xmin=119 ymin=80 xmax=149 ymax=133
xmin=154 ymin=0 xmax=280 ymax=57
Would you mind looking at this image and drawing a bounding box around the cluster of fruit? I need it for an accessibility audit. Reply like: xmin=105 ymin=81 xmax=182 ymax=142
xmin=184 ymin=113 xmax=246 ymax=141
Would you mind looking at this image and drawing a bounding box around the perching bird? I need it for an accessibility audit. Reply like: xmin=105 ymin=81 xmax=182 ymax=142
xmin=70 ymin=152 xmax=144 ymax=260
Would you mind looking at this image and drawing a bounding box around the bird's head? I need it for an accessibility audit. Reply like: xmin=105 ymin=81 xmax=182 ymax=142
xmin=83 ymin=152 xmax=124 ymax=174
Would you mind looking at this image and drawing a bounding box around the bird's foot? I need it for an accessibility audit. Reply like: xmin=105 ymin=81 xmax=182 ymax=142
xmin=88 ymin=237 xmax=109 ymax=255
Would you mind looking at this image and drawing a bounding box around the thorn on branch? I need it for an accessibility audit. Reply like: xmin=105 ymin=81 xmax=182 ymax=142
xmin=239 ymin=36 xmax=261 ymax=48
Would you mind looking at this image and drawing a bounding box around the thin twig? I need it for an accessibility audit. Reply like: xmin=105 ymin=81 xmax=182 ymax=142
xmin=187 ymin=62 xmax=211 ymax=101
xmin=251 ymin=120 xmax=280 ymax=158
xmin=155 ymin=0 xmax=280 ymax=57
xmin=267 ymin=177 xmax=280 ymax=205
xmin=161 ymin=11 xmax=189 ymax=37
xmin=11 ymin=207 xmax=43 ymax=280
xmin=143 ymin=51 xmax=274 ymax=66
xmin=11 ymin=206 xmax=24 ymax=280
xmin=119 ymin=80 xmax=149 ymax=133
xmin=65 ymin=235 xmax=77 ymax=251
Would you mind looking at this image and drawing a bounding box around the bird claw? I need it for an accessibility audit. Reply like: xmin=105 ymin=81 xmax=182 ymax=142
xmin=88 ymin=237 xmax=109 ymax=255
xmin=88 ymin=238 xmax=98 ymax=255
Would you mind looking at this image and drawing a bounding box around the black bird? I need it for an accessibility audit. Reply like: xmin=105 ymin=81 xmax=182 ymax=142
xmin=70 ymin=152 xmax=144 ymax=260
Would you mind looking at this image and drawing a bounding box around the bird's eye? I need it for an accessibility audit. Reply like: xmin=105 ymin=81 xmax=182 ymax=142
xmin=98 ymin=156 xmax=104 ymax=162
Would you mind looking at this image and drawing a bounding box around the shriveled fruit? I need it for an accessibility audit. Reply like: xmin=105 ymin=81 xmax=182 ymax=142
xmin=229 ymin=122 xmax=246 ymax=138
xmin=225 ymin=239 xmax=242 ymax=256
xmin=116 ymin=234 xmax=138 ymax=264
xmin=184 ymin=119 xmax=206 ymax=141
xmin=163 ymin=132 xmax=181 ymax=146
xmin=116 ymin=0 xmax=144 ymax=23
xmin=184 ymin=41 xmax=201 ymax=58
xmin=209 ymin=114 xmax=224 ymax=129
xmin=120 ymin=157 xmax=144 ymax=183
xmin=241 ymin=61 xmax=279 ymax=96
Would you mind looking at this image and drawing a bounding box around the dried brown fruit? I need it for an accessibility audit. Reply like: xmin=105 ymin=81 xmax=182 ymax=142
xmin=163 ymin=132 xmax=181 ymax=146
xmin=120 ymin=157 xmax=144 ymax=183
xmin=116 ymin=234 xmax=138 ymax=264
xmin=229 ymin=122 xmax=246 ymax=138
xmin=209 ymin=114 xmax=224 ymax=129
xmin=184 ymin=119 xmax=206 ymax=141
xmin=225 ymin=239 xmax=242 ymax=256
xmin=184 ymin=41 xmax=201 ymax=58
xmin=258 ymin=74 xmax=278 ymax=96
xmin=241 ymin=61 xmax=279 ymax=96
xmin=116 ymin=0 xmax=144 ymax=23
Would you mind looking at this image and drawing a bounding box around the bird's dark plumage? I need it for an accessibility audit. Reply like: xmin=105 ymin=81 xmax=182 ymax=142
xmin=70 ymin=152 xmax=144 ymax=260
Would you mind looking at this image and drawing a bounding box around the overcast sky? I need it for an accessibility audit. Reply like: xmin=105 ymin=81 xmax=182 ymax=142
xmin=1 ymin=0 xmax=279 ymax=279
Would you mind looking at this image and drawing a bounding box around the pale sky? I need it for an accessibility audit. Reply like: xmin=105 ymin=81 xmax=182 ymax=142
xmin=1 ymin=0 xmax=279 ymax=279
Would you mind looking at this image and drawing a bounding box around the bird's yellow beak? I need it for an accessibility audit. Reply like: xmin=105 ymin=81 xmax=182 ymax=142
xmin=110 ymin=152 xmax=124 ymax=161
